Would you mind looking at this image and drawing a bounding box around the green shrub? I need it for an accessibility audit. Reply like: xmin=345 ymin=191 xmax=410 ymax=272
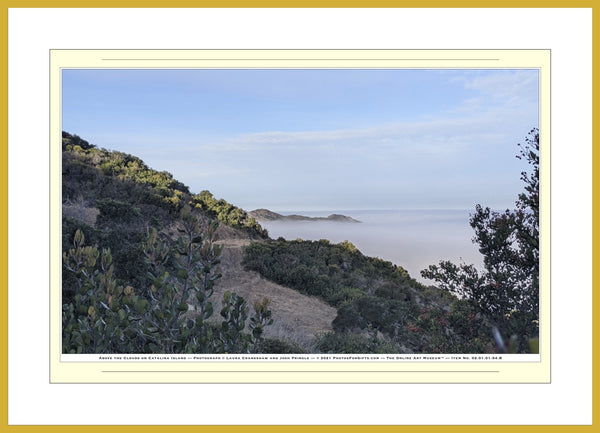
xmin=332 ymin=295 xmax=417 ymax=337
xmin=62 ymin=216 xmax=100 ymax=252
xmin=63 ymin=131 xmax=267 ymax=238
xmin=62 ymin=131 xmax=95 ymax=151
xmin=242 ymin=238 xmax=423 ymax=309
xmin=404 ymin=300 xmax=494 ymax=354
xmin=316 ymin=331 xmax=402 ymax=354
xmin=96 ymin=198 xmax=141 ymax=226
xmin=258 ymin=338 xmax=307 ymax=354
xmin=190 ymin=190 xmax=268 ymax=239
xmin=62 ymin=208 xmax=274 ymax=354
xmin=327 ymin=287 xmax=364 ymax=307
xmin=374 ymin=283 xmax=413 ymax=302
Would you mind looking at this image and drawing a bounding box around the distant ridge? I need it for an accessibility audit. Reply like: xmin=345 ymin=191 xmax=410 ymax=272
xmin=249 ymin=208 xmax=361 ymax=223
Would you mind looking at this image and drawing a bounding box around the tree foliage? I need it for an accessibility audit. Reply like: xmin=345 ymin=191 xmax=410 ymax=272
xmin=242 ymin=237 xmax=492 ymax=353
xmin=242 ymin=237 xmax=419 ymax=308
xmin=62 ymin=131 xmax=268 ymax=238
xmin=421 ymin=129 xmax=540 ymax=353
xmin=316 ymin=328 xmax=403 ymax=354
xmin=62 ymin=208 xmax=273 ymax=354
xmin=62 ymin=130 xmax=270 ymax=315
xmin=190 ymin=190 xmax=268 ymax=238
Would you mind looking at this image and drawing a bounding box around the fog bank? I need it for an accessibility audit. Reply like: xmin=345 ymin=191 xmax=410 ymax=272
xmin=259 ymin=209 xmax=484 ymax=284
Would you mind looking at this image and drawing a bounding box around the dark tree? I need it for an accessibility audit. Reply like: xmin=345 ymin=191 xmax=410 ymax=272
xmin=421 ymin=129 xmax=540 ymax=352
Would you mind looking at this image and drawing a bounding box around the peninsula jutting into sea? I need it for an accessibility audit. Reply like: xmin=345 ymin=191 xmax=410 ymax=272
xmin=249 ymin=208 xmax=361 ymax=223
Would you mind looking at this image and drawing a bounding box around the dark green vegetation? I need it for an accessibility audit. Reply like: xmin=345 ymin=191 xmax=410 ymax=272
xmin=63 ymin=131 xmax=267 ymax=239
xmin=422 ymin=128 xmax=540 ymax=353
xmin=62 ymin=132 xmax=271 ymax=354
xmin=242 ymin=238 xmax=417 ymax=308
xmin=242 ymin=237 xmax=493 ymax=353
xmin=63 ymin=210 xmax=272 ymax=354
xmin=62 ymin=132 xmax=268 ymax=294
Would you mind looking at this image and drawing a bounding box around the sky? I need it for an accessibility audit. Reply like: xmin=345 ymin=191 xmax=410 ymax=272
xmin=62 ymin=68 xmax=539 ymax=212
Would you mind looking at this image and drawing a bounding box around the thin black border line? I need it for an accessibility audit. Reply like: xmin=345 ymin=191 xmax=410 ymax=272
xmin=58 ymin=382 xmax=548 ymax=385
xmin=102 ymin=370 xmax=501 ymax=373
xmin=60 ymin=67 xmax=542 ymax=72
xmin=48 ymin=48 xmax=550 ymax=53
xmin=53 ymin=48 xmax=550 ymax=50
xmin=101 ymin=58 xmax=502 ymax=61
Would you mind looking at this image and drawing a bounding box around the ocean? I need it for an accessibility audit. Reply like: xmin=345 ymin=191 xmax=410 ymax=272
xmin=258 ymin=209 xmax=484 ymax=284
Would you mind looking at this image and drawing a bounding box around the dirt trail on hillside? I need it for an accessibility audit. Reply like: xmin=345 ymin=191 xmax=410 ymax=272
xmin=205 ymin=238 xmax=338 ymax=351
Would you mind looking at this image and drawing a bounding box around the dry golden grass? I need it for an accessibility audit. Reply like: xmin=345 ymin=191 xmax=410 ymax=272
xmin=61 ymin=208 xmax=335 ymax=351
xmin=202 ymin=238 xmax=337 ymax=351
xmin=62 ymin=204 xmax=99 ymax=226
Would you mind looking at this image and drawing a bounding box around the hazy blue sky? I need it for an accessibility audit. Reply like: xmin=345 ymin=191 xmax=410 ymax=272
xmin=62 ymin=68 xmax=539 ymax=212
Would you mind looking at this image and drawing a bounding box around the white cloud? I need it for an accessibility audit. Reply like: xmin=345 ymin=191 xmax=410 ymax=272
xmin=452 ymin=69 xmax=539 ymax=109
xmin=468 ymin=70 xmax=538 ymax=98
xmin=207 ymin=102 xmax=536 ymax=160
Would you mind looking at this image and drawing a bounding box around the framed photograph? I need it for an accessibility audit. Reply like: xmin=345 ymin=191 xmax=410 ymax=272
xmin=50 ymin=49 xmax=550 ymax=384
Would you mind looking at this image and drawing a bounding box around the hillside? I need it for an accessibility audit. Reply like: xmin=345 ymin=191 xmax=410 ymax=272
xmin=212 ymin=238 xmax=337 ymax=350
xmin=61 ymin=132 xmax=338 ymax=353
xmin=61 ymin=131 xmax=495 ymax=355
xmin=249 ymin=208 xmax=361 ymax=223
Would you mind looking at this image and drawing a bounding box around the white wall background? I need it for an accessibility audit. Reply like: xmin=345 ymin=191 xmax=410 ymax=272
xmin=8 ymin=8 xmax=593 ymax=425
